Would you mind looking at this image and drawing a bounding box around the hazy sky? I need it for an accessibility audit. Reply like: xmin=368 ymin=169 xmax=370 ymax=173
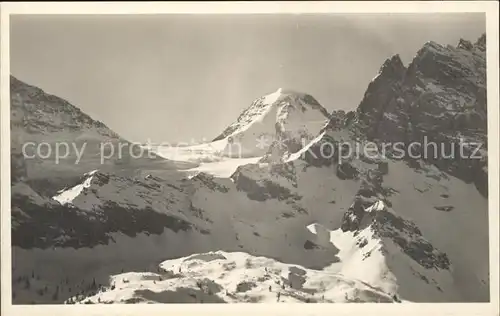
xmin=10 ymin=14 xmax=485 ymax=143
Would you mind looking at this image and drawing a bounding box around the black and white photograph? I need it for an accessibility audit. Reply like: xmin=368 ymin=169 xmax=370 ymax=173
xmin=1 ymin=2 xmax=499 ymax=316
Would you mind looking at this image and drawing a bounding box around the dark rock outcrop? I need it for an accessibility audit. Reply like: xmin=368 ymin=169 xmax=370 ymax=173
xmin=372 ymin=210 xmax=451 ymax=270
xmin=11 ymin=194 xmax=192 ymax=249
xmin=336 ymin=161 xmax=358 ymax=180
xmin=340 ymin=198 xmax=366 ymax=232
xmin=231 ymin=166 xmax=301 ymax=202
xmin=337 ymin=34 xmax=487 ymax=196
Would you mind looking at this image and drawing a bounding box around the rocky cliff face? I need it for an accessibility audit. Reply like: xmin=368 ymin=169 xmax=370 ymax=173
xmin=353 ymin=35 xmax=487 ymax=196
xmin=11 ymin=171 xmax=197 ymax=249
xmin=10 ymin=76 xmax=118 ymax=138
xmin=10 ymin=34 xmax=489 ymax=304
xmin=10 ymin=76 xmax=183 ymax=196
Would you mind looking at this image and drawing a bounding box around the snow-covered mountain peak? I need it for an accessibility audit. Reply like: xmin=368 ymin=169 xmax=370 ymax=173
xmin=262 ymin=87 xmax=283 ymax=104
xmin=213 ymin=89 xmax=330 ymax=160
xmin=11 ymin=34 xmax=489 ymax=305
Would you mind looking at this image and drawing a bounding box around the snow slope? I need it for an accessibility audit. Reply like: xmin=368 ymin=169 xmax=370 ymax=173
xmin=69 ymin=251 xmax=397 ymax=304
xmin=10 ymin=75 xmax=190 ymax=197
xmin=147 ymin=139 xmax=229 ymax=164
xmin=213 ymin=88 xmax=330 ymax=159
xmin=185 ymin=157 xmax=262 ymax=178
xmin=12 ymin=131 xmax=478 ymax=304
xmin=65 ymin=200 xmax=456 ymax=304
xmin=52 ymin=170 xmax=98 ymax=205
xmin=148 ymin=88 xmax=330 ymax=175
xmin=10 ymin=34 xmax=489 ymax=305
xmin=12 ymin=127 xmax=487 ymax=303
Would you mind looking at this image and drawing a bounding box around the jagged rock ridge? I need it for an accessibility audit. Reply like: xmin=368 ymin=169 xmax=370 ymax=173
xmin=10 ymin=34 xmax=488 ymax=305
xmin=353 ymin=35 xmax=487 ymax=196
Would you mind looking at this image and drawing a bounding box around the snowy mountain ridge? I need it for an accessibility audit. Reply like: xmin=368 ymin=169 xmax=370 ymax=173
xmin=210 ymin=88 xmax=330 ymax=160
xmin=69 ymin=250 xmax=398 ymax=304
xmin=10 ymin=34 xmax=489 ymax=305
xmin=10 ymin=75 xmax=194 ymax=197
xmin=65 ymin=196 xmax=458 ymax=304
